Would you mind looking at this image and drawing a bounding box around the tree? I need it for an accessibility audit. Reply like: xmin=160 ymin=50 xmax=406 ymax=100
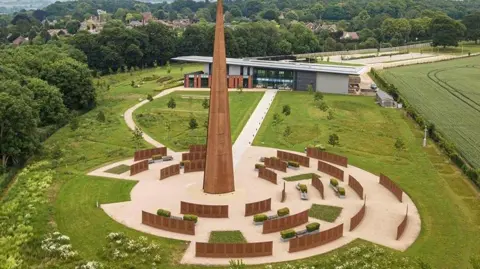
xmin=66 ymin=20 xmax=81 ymax=34
xmin=282 ymin=104 xmax=291 ymax=116
xmin=147 ymin=94 xmax=153 ymax=102
xmin=430 ymin=15 xmax=466 ymax=48
xmin=307 ymin=84 xmax=313 ymax=94
xmin=196 ymin=8 xmax=212 ymax=22
xmin=244 ymin=0 xmax=263 ymax=18
xmin=96 ymin=111 xmax=106 ymax=122
xmin=189 ymin=117 xmax=198 ymax=130
xmin=318 ymin=101 xmax=329 ymax=111
xmin=40 ymin=28 xmax=51 ymax=43
xmin=462 ymin=12 xmax=480 ymax=44
xmin=131 ymin=80 xmax=135 ymax=87
xmin=229 ymin=6 xmax=242 ymax=17
xmin=41 ymin=58 xmax=96 ymax=110
xmin=327 ymin=110 xmax=334 ymax=120
xmin=262 ymin=9 xmax=278 ymax=21
xmin=166 ymin=61 xmax=171 ymax=73
xmin=314 ymin=91 xmax=323 ymax=101
xmin=328 ymin=133 xmax=339 ymax=147
xmin=167 ymin=97 xmax=176 ymax=109
xmin=381 ymin=18 xmax=411 ymax=41
xmin=394 ymin=137 xmax=405 ymax=152
xmin=285 ymin=10 xmax=299 ymax=21
xmin=124 ymin=44 xmax=143 ymax=70
xmin=25 ymin=78 xmax=68 ymax=127
xmin=283 ymin=126 xmax=292 ymax=137
xmin=154 ymin=9 xmax=166 ymax=20
xmin=0 ymin=91 xmax=39 ymax=168
xmin=224 ymin=11 xmax=233 ymax=23
xmin=202 ymin=98 xmax=209 ymax=109
xmin=131 ymin=126 xmax=143 ymax=148
xmin=168 ymin=11 xmax=178 ymax=21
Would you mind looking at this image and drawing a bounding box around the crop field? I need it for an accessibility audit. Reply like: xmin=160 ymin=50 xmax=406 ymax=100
xmin=380 ymin=56 xmax=480 ymax=168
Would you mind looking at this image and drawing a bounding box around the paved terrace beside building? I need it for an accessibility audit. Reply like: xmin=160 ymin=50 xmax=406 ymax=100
xmin=173 ymin=56 xmax=364 ymax=94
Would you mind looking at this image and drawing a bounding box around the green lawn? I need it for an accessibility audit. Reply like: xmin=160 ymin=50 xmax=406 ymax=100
xmin=308 ymin=204 xmax=343 ymax=222
xmin=134 ymin=91 xmax=263 ymax=151
xmin=380 ymin=56 xmax=480 ymax=169
xmin=253 ymin=91 xmax=480 ymax=268
xmin=208 ymin=231 xmax=247 ymax=243
xmin=284 ymin=173 xmax=320 ymax=182
xmin=4 ymin=63 xmax=479 ymax=268
xmin=104 ymin=164 xmax=130 ymax=174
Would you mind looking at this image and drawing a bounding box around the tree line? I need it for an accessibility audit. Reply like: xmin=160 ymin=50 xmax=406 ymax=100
xmin=0 ymin=43 xmax=95 ymax=170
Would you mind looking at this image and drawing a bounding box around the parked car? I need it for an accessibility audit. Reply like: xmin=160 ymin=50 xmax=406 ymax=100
xmin=371 ymin=83 xmax=377 ymax=90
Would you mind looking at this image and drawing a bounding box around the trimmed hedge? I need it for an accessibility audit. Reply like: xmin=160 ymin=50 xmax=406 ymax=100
xmin=306 ymin=222 xmax=320 ymax=232
xmin=152 ymin=154 xmax=163 ymax=160
xmin=371 ymin=68 xmax=480 ymax=188
xmin=157 ymin=209 xmax=171 ymax=217
xmin=338 ymin=187 xmax=346 ymax=196
xmin=183 ymin=214 xmax=198 ymax=223
xmin=288 ymin=161 xmax=300 ymax=168
xmin=330 ymin=178 xmax=339 ymax=187
xmin=254 ymin=214 xmax=268 ymax=222
xmin=299 ymin=184 xmax=308 ymax=193
xmin=280 ymin=229 xmax=296 ymax=239
xmin=255 ymin=163 xmax=265 ymax=169
xmin=277 ymin=207 xmax=290 ymax=217
xmin=180 ymin=160 xmax=190 ymax=166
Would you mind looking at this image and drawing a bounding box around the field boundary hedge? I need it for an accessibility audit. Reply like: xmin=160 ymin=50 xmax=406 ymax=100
xmin=371 ymin=67 xmax=480 ymax=187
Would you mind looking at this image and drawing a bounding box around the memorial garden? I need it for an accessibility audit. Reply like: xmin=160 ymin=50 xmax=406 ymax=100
xmin=1 ymin=2 xmax=479 ymax=268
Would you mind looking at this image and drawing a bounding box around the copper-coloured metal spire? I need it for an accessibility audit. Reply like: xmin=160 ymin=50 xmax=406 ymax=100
xmin=203 ymin=0 xmax=235 ymax=194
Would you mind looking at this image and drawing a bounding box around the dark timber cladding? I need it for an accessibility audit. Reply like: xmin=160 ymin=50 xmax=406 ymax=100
xmin=294 ymin=71 xmax=316 ymax=91
xmin=203 ymin=0 xmax=235 ymax=194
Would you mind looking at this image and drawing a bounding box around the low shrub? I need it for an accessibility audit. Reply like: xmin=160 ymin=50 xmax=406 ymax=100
xmin=270 ymin=156 xmax=279 ymax=160
xmin=306 ymin=222 xmax=320 ymax=232
xmin=280 ymin=229 xmax=296 ymax=239
xmin=255 ymin=163 xmax=265 ymax=169
xmin=299 ymin=184 xmax=308 ymax=193
xmin=277 ymin=207 xmax=290 ymax=217
xmin=288 ymin=161 xmax=300 ymax=168
xmin=152 ymin=154 xmax=163 ymax=160
xmin=330 ymin=178 xmax=339 ymax=187
xmin=254 ymin=214 xmax=268 ymax=222
xmin=183 ymin=214 xmax=198 ymax=223
xmin=142 ymin=74 xmax=161 ymax=81
xmin=180 ymin=160 xmax=191 ymax=166
xmin=156 ymin=75 xmax=173 ymax=83
xmin=338 ymin=187 xmax=346 ymax=196
xmin=157 ymin=209 xmax=171 ymax=217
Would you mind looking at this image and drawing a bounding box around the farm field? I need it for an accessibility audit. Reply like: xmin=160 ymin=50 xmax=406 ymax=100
xmin=253 ymin=92 xmax=480 ymax=268
xmin=134 ymin=91 xmax=263 ymax=151
xmin=379 ymin=56 xmax=480 ymax=169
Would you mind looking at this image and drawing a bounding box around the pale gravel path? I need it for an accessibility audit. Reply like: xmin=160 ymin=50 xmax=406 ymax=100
xmin=123 ymin=87 xmax=268 ymax=155
xmin=93 ymin=146 xmax=421 ymax=265
xmin=232 ymin=90 xmax=277 ymax=167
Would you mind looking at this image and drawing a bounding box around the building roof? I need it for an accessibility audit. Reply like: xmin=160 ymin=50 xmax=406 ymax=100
xmin=172 ymin=56 xmax=363 ymax=75
xmin=341 ymin=32 xmax=359 ymax=40
xmin=376 ymin=89 xmax=394 ymax=101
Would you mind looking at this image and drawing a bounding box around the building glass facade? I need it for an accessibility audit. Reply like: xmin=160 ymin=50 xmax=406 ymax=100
xmin=253 ymin=68 xmax=295 ymax=89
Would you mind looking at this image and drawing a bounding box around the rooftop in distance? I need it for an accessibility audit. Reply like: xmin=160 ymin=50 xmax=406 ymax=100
xmin=172 ymin=56 xmax=364 ymax=75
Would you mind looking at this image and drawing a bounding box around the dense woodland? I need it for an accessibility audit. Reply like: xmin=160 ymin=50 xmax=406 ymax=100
xmin=0 ymin=0 xmax=480 ymax=172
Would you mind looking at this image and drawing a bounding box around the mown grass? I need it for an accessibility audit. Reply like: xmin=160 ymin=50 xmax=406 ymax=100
xmin=253 ymin=91 xmax=480 ymax=268
xmin=308 ymin=204 xmax=343 ymax=222
xmin=208 ymin=231 xmax=247 ymax=243
xmin=104 ymin=164 xmax=130 ymax=174
xmin=410 ymin=42 xmax=480 ymax=55
xmin=134 ymin=91 xmax=263 ymax=151
xmin=284 ymin=173 xmax=320 ymax=182
xmin=380 ymin=56 xmax=480 ymax=168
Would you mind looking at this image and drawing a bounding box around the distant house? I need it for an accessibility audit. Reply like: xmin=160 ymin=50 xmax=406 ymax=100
xmin=12 ymin=36 xmax=27 ymax=46
xmin=305 ymin=22 xmax=315 ymax=31
xmin=142 ymin=12 xmax=153 ymax=25
xmin=340 ymin=32 xmax=360 ymax=41
xmin=318 ymin=24 xmax=337 ymax=33
xmin=48 ymin=29 xmax=68 ymax=36
xmin=376 ymin=89 xmax=397 ymax=108
xmin=129 ymin=20 xmax=143 ymax=27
